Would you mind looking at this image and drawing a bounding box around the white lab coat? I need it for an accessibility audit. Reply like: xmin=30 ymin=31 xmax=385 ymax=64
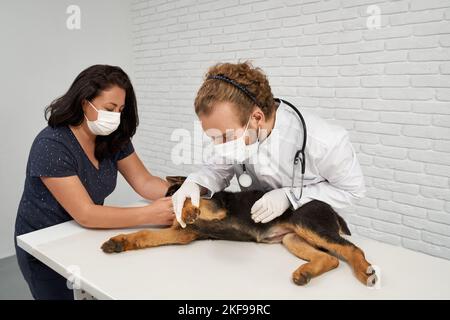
xmin=186 ymin=100 xmax=366 ymax=210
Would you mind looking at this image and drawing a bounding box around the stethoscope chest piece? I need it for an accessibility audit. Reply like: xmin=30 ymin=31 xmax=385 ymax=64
xmin=238 ymin=172 xmax=252 ymax=188
xmin=238 ymin=164 xmax=253 ymax=187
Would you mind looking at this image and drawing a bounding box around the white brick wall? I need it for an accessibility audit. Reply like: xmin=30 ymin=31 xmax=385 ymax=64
xmin=131 ymin=0 xmax=450 ymax=260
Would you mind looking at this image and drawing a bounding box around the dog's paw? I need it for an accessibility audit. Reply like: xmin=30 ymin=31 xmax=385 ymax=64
xmin=292 ymin=270 xmax=311 ymax=286
xmin=182 ymin=205 xmax=200 ymax=224
xmin=354 ymin=264 xmax=378 ymax=287
xmin=364 ymin=265 xmax=378 ymax=287
xmin=101 ymin=236 xmax=127 ymax=253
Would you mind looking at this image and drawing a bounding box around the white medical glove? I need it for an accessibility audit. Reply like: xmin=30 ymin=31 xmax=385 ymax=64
xmin=171 ymin=181 xmax=200 ymax=228
xmin=251 ymin=188 xmax=291 ymax=223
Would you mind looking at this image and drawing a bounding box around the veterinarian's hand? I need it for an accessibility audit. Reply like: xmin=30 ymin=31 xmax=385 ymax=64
xmin=171 ymin=181 xmax=200 ymax=228
xmin=149 ymin=197 xmax=175 ymax=225
xmin=251 ymin=188 xmax=290 ymax=223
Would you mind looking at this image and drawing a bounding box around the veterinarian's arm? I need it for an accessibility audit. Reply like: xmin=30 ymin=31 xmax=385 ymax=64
xmin=185 ymin=163 xmax=235 ymax=197
xmin=284 ymin=133 xmax=366 ymax=210
xmin=117 ymin=152 xmax=170 ymax=200
xmin=41 ymin=176 xmax=174 ymax=228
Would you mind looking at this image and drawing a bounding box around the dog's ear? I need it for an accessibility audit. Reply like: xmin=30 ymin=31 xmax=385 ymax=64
xmin=165 ymin=176 xmax=187 ymax=186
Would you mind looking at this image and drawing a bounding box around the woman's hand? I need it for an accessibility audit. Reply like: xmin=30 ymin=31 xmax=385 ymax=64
xmin=146 ymin=196 xmax=175 ymax=225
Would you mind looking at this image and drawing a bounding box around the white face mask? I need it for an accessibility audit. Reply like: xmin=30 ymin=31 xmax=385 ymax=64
xmin=213 ymin=117 xmax=260 ymax=163
xmin=84 ymin=101 xmax=121 ymax=136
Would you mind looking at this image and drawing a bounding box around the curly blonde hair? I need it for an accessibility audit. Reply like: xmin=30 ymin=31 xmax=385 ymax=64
xmin=194 ymin=61 xmax=275 ymax=125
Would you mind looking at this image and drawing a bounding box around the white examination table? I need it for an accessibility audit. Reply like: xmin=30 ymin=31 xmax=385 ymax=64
xmin=16 ymin=204 xmax=450 ymax=300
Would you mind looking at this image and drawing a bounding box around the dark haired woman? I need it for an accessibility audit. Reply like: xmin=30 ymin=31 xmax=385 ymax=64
xmin=15 ymin=65 xmax=174 ymax=300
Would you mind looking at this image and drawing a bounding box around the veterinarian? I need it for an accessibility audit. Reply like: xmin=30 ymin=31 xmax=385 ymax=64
xmin=14 ymin=65 xmax=174 ymax=300
xmin=172 ymin=61 xmax=366 ymax=227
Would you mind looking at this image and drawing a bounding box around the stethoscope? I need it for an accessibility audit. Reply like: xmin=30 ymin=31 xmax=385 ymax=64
xmin=238 ymin=98 xmax=307 ymax=202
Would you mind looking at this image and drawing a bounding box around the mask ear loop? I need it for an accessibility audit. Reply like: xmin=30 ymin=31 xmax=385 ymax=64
xmin=243 ymin=115 xmax=260 ymax=146
xmin=248 ymin=114 xmax=261 ymax=149
xmin=87 ymin=100 xmax=99 ymax=112
xmin=84 ymin=100 xmax=99 ymax=122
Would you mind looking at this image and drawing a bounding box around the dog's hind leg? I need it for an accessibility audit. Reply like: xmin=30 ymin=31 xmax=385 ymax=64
xmin=282 ymin=233 xmax=339 ymax=286
xmin=101 ymin=228 xmax=199 ymax=253
xmin=294 ymin=227 xmax=377 ymax=287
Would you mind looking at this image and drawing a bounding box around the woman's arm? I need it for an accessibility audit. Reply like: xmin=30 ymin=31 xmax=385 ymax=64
xmin=41 ymin=175 xmax=174 ymax=228
xmin=117 ymin=152 xmax=170 ymax=200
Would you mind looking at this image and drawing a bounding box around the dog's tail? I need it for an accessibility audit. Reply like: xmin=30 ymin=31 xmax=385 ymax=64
xmin=336 ymin=214 xmax=351 ymax=236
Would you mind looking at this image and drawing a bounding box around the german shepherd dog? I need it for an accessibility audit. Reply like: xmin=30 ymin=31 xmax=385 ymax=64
xmin=102 ymin=176 xmax=377 ymax=287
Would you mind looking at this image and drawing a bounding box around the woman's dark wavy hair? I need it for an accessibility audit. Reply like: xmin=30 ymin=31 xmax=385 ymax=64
xmin=45 ymin=65 xmax=138 ymax=161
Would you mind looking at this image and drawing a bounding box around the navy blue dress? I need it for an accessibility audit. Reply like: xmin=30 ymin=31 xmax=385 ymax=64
xmin=15 ymin=125 xmax=134 ymax=300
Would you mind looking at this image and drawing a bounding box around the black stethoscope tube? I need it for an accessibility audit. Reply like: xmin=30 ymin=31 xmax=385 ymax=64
xmin=239 ymin=98 xmax=307 ymax=202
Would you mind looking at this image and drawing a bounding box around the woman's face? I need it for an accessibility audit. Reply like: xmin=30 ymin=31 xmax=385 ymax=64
xmin=83 ymin=85 xmax=126 ymax=121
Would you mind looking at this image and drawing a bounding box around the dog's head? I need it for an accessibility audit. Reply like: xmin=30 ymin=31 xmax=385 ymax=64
xmin=165 ymin=176 xmax=187 ymax=196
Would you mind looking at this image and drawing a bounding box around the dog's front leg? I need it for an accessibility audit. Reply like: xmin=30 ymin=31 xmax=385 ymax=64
xmin=101 ymin=228 xmax=199 ymax=253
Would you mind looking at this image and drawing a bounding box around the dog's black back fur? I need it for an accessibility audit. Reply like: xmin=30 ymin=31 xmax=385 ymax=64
xmin=166 ymin=183 xmax=351 ymax=244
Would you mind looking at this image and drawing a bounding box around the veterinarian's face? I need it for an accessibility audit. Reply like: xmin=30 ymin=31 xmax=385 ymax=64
xmin=199 ymin=101 xmax=264 ymax=145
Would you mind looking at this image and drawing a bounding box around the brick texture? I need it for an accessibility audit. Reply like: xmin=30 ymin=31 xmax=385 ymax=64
xmin=131 ymin=0 xmax=450 ymax=260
